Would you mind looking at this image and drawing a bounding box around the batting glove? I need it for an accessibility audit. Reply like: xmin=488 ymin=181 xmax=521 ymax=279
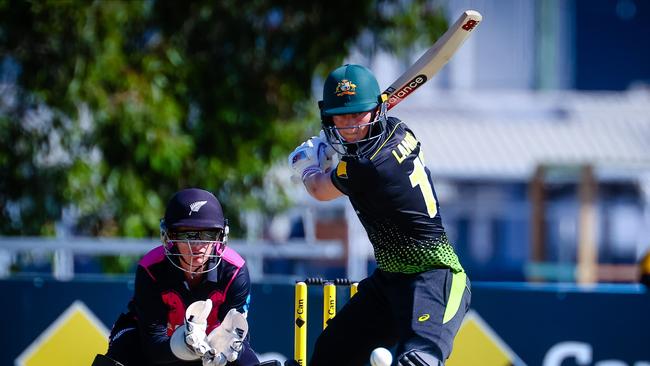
xmin=318 ymin=130 xmax=338 ymax=172
xmin=288 ymin=135 xmax=336 ymax=182
xmin=288 ymin=138 xmax=321 ymax=182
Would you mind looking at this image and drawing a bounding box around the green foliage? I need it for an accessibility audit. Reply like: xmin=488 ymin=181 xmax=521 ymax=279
xmin=0 ymin=0 xmax=446 ymax=239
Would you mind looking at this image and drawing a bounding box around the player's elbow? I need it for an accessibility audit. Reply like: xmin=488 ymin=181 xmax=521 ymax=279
xmin=308 ymin=185 xmax=337 ymax=201
xmin=304 ymin=174 xmax=341 ymax=201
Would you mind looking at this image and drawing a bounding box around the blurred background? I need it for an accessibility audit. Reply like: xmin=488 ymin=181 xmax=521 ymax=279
xmin=1 ymin=0 xmax=649 ymax=365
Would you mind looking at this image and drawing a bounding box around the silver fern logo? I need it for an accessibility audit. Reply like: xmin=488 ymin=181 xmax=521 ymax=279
xmin=188 ymin=201 xmax=208 ymax=215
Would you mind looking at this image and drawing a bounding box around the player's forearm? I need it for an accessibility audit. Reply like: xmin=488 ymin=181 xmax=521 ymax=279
xmin=303 ymin=170 xmax=342 ymax=201
xmin=221 ymin=265 xmax=252 ymax=317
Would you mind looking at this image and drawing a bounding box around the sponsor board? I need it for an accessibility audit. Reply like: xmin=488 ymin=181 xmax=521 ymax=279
xmin=448 ymin=310 xmax=525 ymax=366
xmin=16 ymin=301 xmax=108 ymax=366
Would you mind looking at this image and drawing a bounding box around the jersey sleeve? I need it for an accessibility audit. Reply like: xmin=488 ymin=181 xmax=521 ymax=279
xmin=132 ymin=265 xmax=179 ymax=363
xmin=330 ymin=167 xmax=349 ymax=195
xmin=331 ymin=156 xmax=378 ymax=195
xmin=218 ymin=263 xmax=252 ymax=320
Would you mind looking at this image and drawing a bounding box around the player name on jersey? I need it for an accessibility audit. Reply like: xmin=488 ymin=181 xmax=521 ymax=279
xmin=391 ymin=131 xmax=419 ymax=164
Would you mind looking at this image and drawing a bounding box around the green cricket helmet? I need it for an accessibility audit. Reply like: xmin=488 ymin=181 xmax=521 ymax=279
xmin=319 ymin=64 xmax=388 ymax=157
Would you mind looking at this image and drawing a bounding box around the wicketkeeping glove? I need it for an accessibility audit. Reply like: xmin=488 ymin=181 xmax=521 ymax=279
xmin=170 ymin=299 xmax=214 ymax=360
xmin=202 ymin=308 xmax=249 ymax=365
xmin=201 ymin=350 xmax=227 ymax=366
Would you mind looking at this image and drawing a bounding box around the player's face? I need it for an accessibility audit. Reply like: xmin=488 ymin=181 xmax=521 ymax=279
xmin=170 ymin=229 xmax=221 ymax=272
xmin=176 ymin=240 xmax=213 ymax=272
xmin=331 ymin=111 xmax=373 ymax=143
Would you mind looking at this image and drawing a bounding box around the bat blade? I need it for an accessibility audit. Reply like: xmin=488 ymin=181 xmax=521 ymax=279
xmin=383 ymin=10 xmax=482 ymax=110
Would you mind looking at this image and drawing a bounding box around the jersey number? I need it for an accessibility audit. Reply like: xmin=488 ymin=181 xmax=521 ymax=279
xmin=409 ymin=157 xmax=438 ymax=218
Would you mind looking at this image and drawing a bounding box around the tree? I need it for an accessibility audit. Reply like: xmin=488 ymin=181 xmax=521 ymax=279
xmin=0 ymin=0 xmax=447 ymax=238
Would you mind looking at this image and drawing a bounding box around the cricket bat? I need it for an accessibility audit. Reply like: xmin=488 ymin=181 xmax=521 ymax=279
xmin=383 ymin=10 xmax=482 ymax=110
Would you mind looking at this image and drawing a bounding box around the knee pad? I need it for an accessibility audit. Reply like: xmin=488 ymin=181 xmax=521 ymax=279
xmin=91 ymin=354 xmax=124 ymax=366
xmin=397 ymin=350 xmax=442 ymax=366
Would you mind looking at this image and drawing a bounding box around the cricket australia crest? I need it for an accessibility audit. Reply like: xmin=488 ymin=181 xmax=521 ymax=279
xmin=335 ymin=79 xmax=357 ymax=96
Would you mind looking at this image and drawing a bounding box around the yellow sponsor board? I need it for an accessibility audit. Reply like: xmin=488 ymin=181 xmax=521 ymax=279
xmin=447 ymin=310 xmax=525 ymax=366
xmin=16 ymin=301 xmax=109 ymax=366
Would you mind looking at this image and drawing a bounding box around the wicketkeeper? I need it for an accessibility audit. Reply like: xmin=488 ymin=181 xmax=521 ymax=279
xmin=93 ymin=188 xmax=260 ymax=366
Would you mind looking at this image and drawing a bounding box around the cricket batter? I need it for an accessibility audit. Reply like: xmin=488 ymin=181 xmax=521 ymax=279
xmin=288 ymin=64 xmax=471 ymax=365
xmin=93 ymin=188 xmax=259 ymax=366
